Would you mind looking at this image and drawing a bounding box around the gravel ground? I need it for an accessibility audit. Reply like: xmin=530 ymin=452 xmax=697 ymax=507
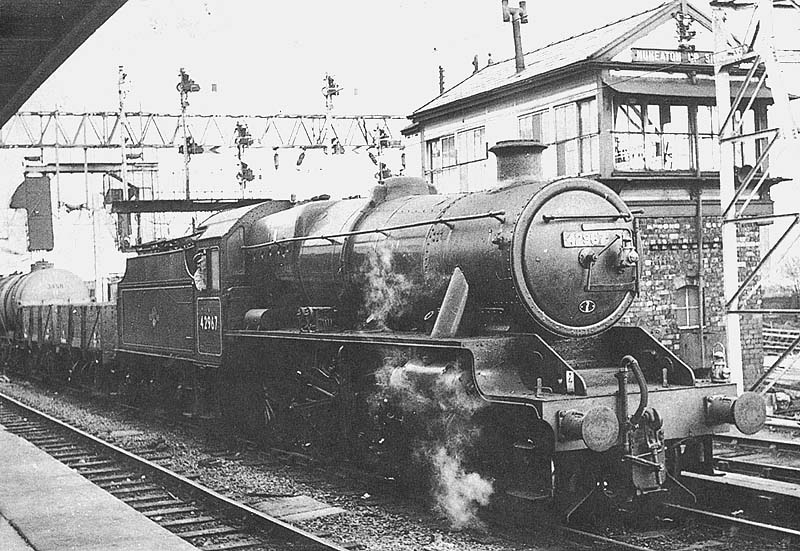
xmin=1 ymin=378 xmax=795 ymax=551
xmin=0 ymin=379 xmax=564 ymax=550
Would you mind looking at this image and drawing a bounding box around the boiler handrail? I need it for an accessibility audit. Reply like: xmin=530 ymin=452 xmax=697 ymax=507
xmin=242 ymin=210 xmax=506 ymax=250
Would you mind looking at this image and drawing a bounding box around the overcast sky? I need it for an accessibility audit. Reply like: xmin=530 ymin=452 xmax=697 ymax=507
xmin=22 ymin=0 xmax=682 ymax=116
xmin=4 ymin=0 xmax=799 ymax=280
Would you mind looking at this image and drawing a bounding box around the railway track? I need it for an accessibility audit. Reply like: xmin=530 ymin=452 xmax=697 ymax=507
xmin=653 ymin=432 xmax=800 ymax=546
xmin=560 ymin=526 xmax=656 ymax=550
xmin=559 ymin=498 xmax=800 ymax=550
xmin=714 ymin=432 xmax=800 ymax=484
xmin=4 ymin=380 xmax=800 ymax=551
xmin=546 ymin=433 xmax=800 ymax=551
xmin=665 ymin=503 xmax=800 ymax=541
xmin=0 ymin=390 xmax=352 ymax=551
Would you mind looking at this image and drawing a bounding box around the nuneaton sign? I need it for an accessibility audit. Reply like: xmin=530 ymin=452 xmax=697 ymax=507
xmin=631 ymin=47 xmax=714 ymax=65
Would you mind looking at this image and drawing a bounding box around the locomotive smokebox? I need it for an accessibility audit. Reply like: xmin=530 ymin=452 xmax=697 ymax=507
xmin=489 ymin=139 xmax=547 ymax=182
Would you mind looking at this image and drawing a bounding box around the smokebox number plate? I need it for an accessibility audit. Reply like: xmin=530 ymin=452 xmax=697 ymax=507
xmin=562 ymin=229 xmax=629 ymax=248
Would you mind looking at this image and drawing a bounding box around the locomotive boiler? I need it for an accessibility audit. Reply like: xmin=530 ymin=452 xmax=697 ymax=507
xmin=244 ymin=153 xmax=639 ymax=337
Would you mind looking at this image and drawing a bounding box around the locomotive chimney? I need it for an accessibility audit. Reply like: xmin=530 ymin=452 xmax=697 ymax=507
xmin=489 ymin=139 xmax=546 ymax=182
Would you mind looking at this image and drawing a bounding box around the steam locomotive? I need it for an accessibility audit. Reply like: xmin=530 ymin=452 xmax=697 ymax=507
xmin=0 ymin=140 xmax=766 ymax=519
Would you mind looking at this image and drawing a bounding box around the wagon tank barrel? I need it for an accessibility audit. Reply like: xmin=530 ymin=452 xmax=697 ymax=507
xmin=0 ymin=262 xmax=91 ymax=331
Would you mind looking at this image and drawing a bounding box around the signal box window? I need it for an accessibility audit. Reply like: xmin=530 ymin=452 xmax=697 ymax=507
xmin=519 ymin=111 xmax=545 ymax=142
xmin=440 ymin=135 xmax=456 ymax=167
xmin=614 ymin=102 xmax=691 ymax=171
xmin=457 ymin=127 xmax=485 ymax=164
xmin=675 ymin=285 xmax=701 ymax=329
xmin=425 ymin=126 xmax=487 ymax=191
xmin=555 ymin=98 xmax=598 ymax=176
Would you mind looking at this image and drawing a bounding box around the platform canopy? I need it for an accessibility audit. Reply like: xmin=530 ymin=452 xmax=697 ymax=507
xmin=0 ymin=0 xmax=127 ymax=127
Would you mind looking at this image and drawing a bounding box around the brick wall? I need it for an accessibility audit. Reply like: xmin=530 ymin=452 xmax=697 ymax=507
xmin=620 ymin=216 xmax=763 ymax=387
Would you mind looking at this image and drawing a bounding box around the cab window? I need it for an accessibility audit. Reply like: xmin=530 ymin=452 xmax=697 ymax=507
xmin=193 ymin=247 xmax=221 ymax=291
xmin=209 ymin=248 xmax=220 ymax=290
xmin=226 ymin=228 xmax=245 ymax=274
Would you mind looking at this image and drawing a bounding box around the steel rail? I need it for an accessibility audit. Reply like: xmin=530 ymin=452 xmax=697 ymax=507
xmin=0 ymin=390 xmax=351 ymax=551
xmin=715 ymin=432 xmax=800 ymax=453
xmin=665 ymin=503 xmax=800 ymax=540
xmin=714 ymin=432 xmax=800 ymax=484
xmin=560 ymin=526 xmax=654 ymax=551
xmin=751 ymin=330 xmax=800 ymax=392
xmin=715 ymin=455 xmax=800 ymax=484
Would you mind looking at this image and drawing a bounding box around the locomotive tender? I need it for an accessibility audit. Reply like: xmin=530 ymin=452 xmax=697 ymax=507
xmin=0 ymin=140 xmax=766 ymax=516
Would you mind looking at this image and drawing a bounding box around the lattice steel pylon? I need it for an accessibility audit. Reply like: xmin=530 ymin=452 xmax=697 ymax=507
xmin=712 ymin=0 xmax=800 ymax=394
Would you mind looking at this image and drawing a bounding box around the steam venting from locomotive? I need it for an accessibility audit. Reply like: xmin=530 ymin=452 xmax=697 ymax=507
xmin=426 ymin=437 xmax=493 ymax=530
xmin=374 ymin=359 xmax=493 ymax=529
xmin=359 ymin=245 xmax=416 ymax=329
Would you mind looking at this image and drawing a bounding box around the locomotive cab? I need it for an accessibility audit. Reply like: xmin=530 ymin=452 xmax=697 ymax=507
xmin=190 ymin=199 xmax=294 ymax=359
xmin=192 ymin=242 xmax=223 ymax=358
xmin=115 ymin=200 xmax=291 ymax=416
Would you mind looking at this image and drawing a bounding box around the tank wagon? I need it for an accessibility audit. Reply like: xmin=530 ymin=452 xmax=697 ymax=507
xmin=0 ymin=140 xmax=766 ymax=517
xmin=0 ymin=261 xmax=116 ymax=381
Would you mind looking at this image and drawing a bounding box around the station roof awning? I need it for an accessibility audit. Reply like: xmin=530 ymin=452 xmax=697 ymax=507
xmin=0 ymin=0 xmax=128 ymax=127
xmin=602 ymin=75 xmax=778 ymax=100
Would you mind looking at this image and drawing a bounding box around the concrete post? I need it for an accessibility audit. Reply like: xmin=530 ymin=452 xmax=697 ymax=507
xmin=713 ymin=7 xmax=744 ymax=393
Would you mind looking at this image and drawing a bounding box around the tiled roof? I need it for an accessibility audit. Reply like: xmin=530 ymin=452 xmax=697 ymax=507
xmin=412 ymin=2 xmax=668 ymax=116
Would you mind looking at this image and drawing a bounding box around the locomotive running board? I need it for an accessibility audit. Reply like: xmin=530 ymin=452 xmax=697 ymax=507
xmin=225 ymin=329 xmax=465 ymax=349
